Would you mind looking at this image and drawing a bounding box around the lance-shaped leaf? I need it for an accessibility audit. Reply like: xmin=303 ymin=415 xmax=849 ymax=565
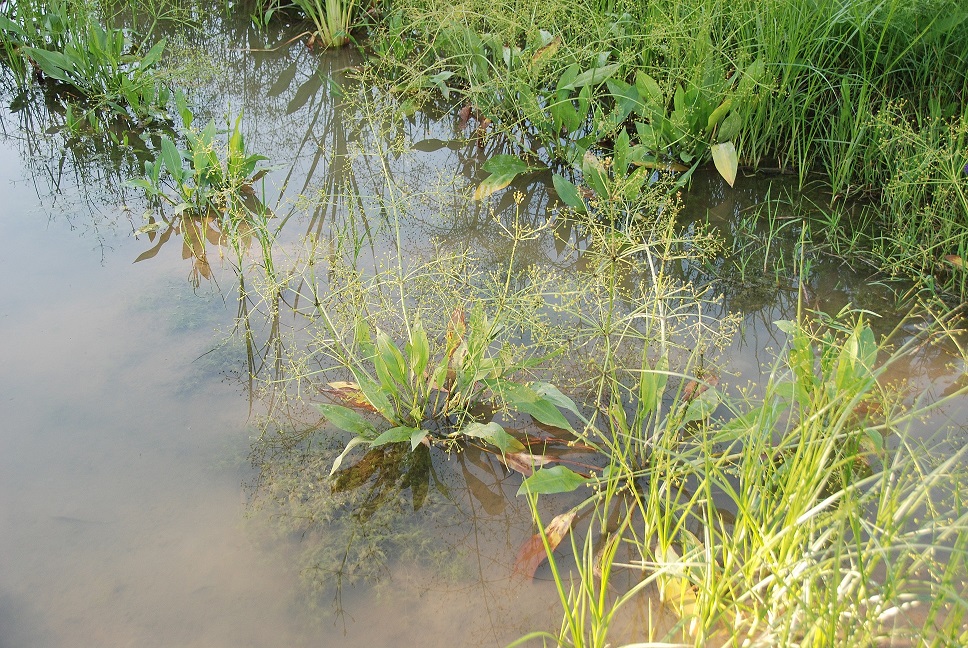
xmin=474 ymin=155 xmax=540 ymax=201
xmin=460 ymin=421 xmax=525 ymax=453
xmin=499 ymin=381 xmax=575 ymax=431
xmin=517 ymin=465 xmax=588 ymax=495
xmin=317 ymin=403 xmax=378 ymax=439
xmin=513 ymin=511 xmax=577 ymax=579
xmin=559 ymin=63 xmax=621 ymax=91
xmin=552 ymin=174 xmax=586 ymax=213
xmin=371 ymin=425 xmax=424 ymax=447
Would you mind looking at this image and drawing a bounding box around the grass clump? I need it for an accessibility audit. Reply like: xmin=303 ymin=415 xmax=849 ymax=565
xmin=513 ymin=302 xmax=968 ymax=647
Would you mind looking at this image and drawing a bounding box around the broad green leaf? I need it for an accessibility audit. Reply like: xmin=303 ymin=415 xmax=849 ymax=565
xmin=461 ymin=421 xmax=525 ymax=453
xmin=406 ymin=320 xmax=430 ymax=380
xmin=552 ymin=174 xmax=586 ymax=212
xmin=706 ymin=98 xmax=733 ymax=131
xmin=0 ymin=15 xmax=27 ymax=37
xmin=718 ymin=111 xmax=742 ymax=142
xmin=634 ymin=71 xmax=663 ymax=108
xmin=556 ymin=64 xmax=580 ymax=92
xmin=139 ymin=38 xmax=166 ymax=68
xmin=532 ymin=382 xmax=581 ymax=417
xmin=562 ymin=63 xmax=621 ymax=90
xmin=499 ymin=381 xmax=575 ymax=431
xmin=375 ymin=329 xmax=407 ymax=387
xmin=581 ymin=151 xmax=609 ymax=198
xmin=317 ymin=403 xmax=378 ymax=439
xmin=863 ymin=427 xmax=884 ymax=453
xmin=549 ymin=98 xmax=581 ymax=133
xmin=349 ymin=368 xmax=397 ymax=422
xmin=710 ymin=141 xmax=738 ymax=187
xmin=482 ymin=154 xmax=535 ymax=176
xmin=517 ymin=465 xmax=588 ymax=495
xmin=159 ymin=136 xmax=184 ymax=181
xmin=737 ymin=57 xmax=767 ymax=97
xmin=354 ymin=317 xmax=375 ymax=357
xmin=410 ymin=428 xmax=430 ymax=450
xmin=25 ymin=47 xmax=74 ymax=83
xmin=680 ymin=387 xmax=721 ymax=425
xmin=639 ymin=352 xmax=670 ymax=413
xmin=371 ymin=425 xmax=423 ymax=447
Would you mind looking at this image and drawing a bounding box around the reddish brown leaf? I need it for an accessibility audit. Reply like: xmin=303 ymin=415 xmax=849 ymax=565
xmin=321 ymin=381 xmax=378 ymax=412
xmin=513 ymin=511 xmax=577 ymax=580
xmin=945 ymin=254 xmax=964 ymax=268
xmin=502 ymin=451 xmax=552 ymax=476
xmin=457 ymin=104 xmax=473 ymax=130
xmin=682 ymin=374 xmax=719 ymax=402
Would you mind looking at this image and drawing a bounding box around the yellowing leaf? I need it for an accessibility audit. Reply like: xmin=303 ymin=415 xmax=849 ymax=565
xmin=474 ymin=173 xmax=517 ymax=200
xmin=710 ymin=141 xmax=738 ymax=187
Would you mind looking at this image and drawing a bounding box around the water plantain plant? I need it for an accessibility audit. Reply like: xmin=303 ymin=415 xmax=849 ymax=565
xmin=127 ymin=92 xmax=270 ymax=219
xmin=0 ymin=0 xmax=170 ymax=127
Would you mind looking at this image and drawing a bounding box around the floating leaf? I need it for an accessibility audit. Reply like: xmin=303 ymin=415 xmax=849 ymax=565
xmin=513 ymin=511 xmax=577 ymax=579
xmin=317 ymin=403 xmax=378 ymax=439
xmin=371 ymin=425 xmax=423 ymax=447
xmin=322 ymin=381 xmax=376 ymax=411
xmin=517 ymin=465 xmax=588 ymax=495
xmin=502 ymin=451 xmax=552 ymax=476
xmin=475 ymin=162 xmax=532 ymax=200
xmin=710 ymin=141 xmax=738 ymax=187
xmin=498 ymin=381 xmax=575 ymax=431
xmin=460 ymin=421 xmax=525 ymax=453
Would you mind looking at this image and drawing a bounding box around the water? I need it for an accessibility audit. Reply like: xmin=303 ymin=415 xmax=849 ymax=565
xmin=0 ymin=11 xmax=965 ymax=647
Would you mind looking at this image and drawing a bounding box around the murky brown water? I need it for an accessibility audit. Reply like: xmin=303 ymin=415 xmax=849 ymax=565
xmin=0 ymin=10 xmax=965 ymax=648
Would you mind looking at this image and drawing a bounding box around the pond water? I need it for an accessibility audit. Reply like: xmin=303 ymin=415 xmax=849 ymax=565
xmin=1 ymin=12 xmax=965 ymax=648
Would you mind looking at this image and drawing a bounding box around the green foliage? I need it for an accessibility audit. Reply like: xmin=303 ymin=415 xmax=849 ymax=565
xmin=0 ymin=0 xmax=170 ymax=127
xmin=127 ymin=92 xmax=270 ymax=220
xmin=369 ymin=0 xmax=968 ymax=293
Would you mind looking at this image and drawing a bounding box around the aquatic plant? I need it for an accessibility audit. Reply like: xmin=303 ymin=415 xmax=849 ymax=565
xmin=292 ymin=0 xmax=360 ymax=48
xmin=367 ymin=0 xmax=968 ymax=296
xmin=512 ymin=305 xmax=968 ymax=647
xmin=0 ymin=0 xmax=170 ymax=127
xmin=128 ymin=92 xmax=270 ymax=219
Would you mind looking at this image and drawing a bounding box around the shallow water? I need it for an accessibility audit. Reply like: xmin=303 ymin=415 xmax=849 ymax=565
xmin=0 ymin=11 xmax=965 ymax=648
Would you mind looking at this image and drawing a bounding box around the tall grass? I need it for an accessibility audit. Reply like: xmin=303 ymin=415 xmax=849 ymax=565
xmin=368 ymin=0 xmax=968 ymax=298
